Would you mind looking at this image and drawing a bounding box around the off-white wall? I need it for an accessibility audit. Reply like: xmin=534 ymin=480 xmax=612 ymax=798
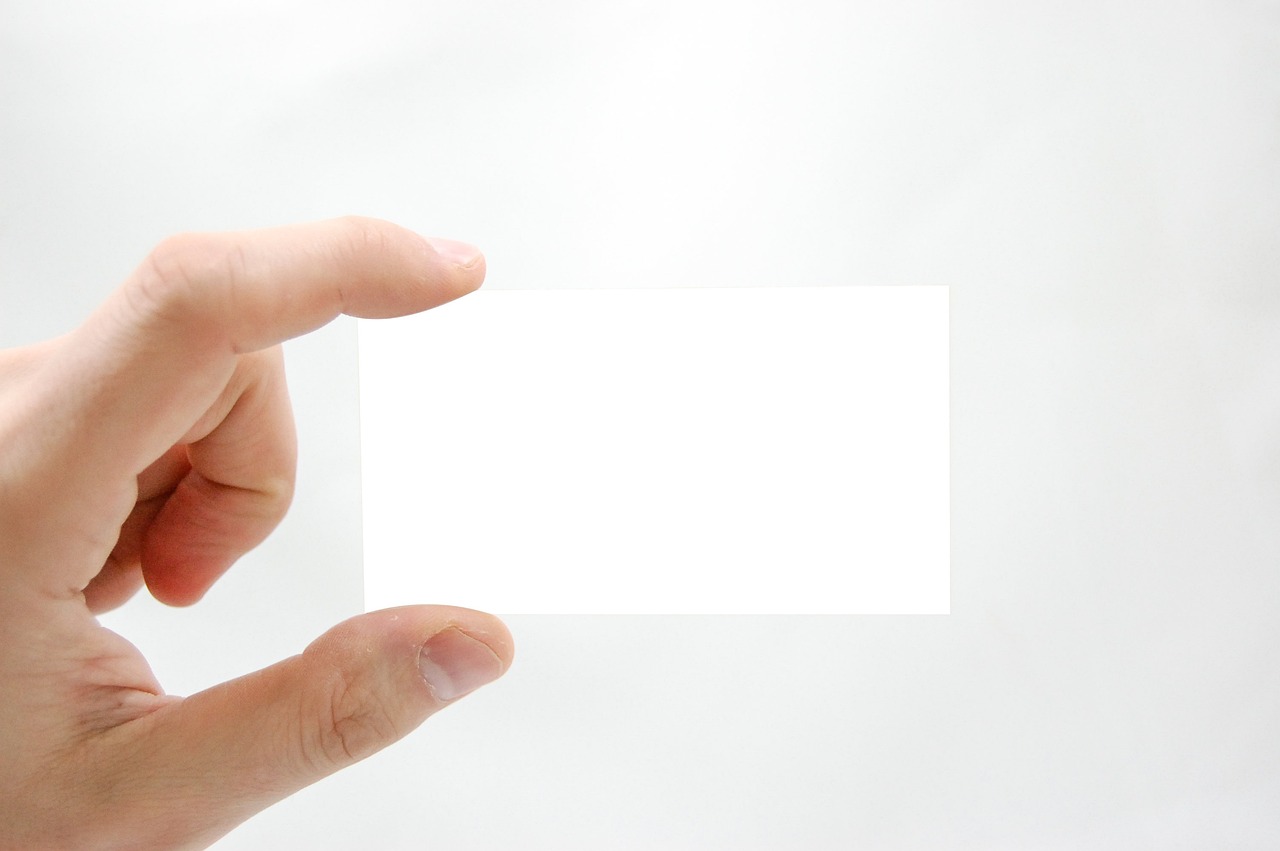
xmin=3 ymin=2 xmax=1279 ymax=848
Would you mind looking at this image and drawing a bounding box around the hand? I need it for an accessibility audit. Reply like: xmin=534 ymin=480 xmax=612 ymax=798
xmin=0 ymin=218 xmax=514 ymax=850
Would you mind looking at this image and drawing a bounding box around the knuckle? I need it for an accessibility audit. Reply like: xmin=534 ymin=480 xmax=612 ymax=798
xmin=132 ymin=234 xmax=206 ymax=313
xmin=301 ymin=660 xmax=403 ymax=772
xmin=334 ymin=215 xmax=395 ymax=262
xmin=127 ymin=232 xmax=244 ymax=334
xmin=260 ymin=474 xmax=296 ymax=520
xmin=236 ymin=474 xmax=295 ymax=536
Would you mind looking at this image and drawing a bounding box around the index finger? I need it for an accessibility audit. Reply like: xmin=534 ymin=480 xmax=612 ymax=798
xmin=6 ymin=217 xmax=483 ymax=593
xmin=123 ymin=216 xmax=485 ymax=356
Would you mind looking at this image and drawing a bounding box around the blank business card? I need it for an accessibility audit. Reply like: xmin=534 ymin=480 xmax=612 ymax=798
xmin=359 ymin=286 xmax=948 ymax=614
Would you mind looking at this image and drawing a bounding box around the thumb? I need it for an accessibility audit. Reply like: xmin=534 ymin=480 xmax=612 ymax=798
xmin=101 ymin=606 xmax=512 ymax=848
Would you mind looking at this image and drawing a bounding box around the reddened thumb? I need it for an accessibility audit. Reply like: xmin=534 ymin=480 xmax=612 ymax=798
xmin=98 ymin=606 xmax=512 ymax=848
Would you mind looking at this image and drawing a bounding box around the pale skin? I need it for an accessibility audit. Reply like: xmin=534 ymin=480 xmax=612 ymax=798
xmin=0 ymin=217 xmax=514 ymax=850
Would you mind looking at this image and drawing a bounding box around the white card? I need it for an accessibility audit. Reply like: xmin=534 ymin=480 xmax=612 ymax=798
xmin=359 ymin=286 xmax=948 ymax=614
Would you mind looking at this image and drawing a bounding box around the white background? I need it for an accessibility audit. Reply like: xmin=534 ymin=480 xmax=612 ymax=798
xmin=2 ymin=1 xmax=1279 ymax=848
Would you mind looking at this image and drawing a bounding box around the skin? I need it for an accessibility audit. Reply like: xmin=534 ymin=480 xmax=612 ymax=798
xmin=0 ymin=217 xmax=514 ymax=850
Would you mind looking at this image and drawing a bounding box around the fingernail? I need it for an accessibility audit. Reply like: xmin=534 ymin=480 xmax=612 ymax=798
xmin=418 ymin=628 xmax=504 ymax=702
xmin=425 ymin=237 xmax=483 ymax=268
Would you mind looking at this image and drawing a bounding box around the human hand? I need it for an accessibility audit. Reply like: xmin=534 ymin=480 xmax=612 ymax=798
xmin=0 ymin=218 xmax=514 ymax=850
